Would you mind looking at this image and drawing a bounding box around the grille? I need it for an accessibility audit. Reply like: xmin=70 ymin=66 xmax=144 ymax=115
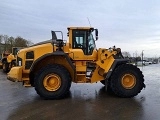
xmin=26 ymin=51 xmax=34 ymax=59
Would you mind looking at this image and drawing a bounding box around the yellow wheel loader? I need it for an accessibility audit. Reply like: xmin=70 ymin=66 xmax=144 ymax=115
xmin=2 ymin=47 xmax=22 ymax=73
xmin=7 ymin=27 xmax=145 ymax=99
xmin=1 ymin=52 xmax=10 ymax=72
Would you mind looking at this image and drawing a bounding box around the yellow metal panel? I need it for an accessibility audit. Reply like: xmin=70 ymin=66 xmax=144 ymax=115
xmin=90 ymin=48 xmax=118 ymax=83
xmin=91 ymin=66 xmax=104 ymax=83
xmin=69 ymin=49 xmax=87 ymax=60
xmin=7 ymin=54 xmax=15 ymax=63
xmin=76 ymin=75 xmax=86 ymax=83
xmin=86 ymin=50 xmax=98 ymax=60
xmin=7 ymin=66 xmax=22 ymax=82
xmin=69 ymin=49 xmax=97 ymax=61
xmin=18 ymin=43 xmax=53 ymax=71
xmin=75 ymin=61 xmax=86 ymax=72
xmin=34 ymin=44 xmax=53 ymax=60
xmin=96 ymin=48 xmax=116 ymax=73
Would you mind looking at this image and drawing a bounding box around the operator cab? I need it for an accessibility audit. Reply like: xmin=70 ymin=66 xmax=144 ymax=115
xmin=68 ymin=27 xmax=98 ymax=55
xmin=12 ymin=47 xmax=23 ymax=56
xmin=67 ymin=27 xmax=98 ymax=60
xmin=51 ymin=27 xmax=98 ymax=60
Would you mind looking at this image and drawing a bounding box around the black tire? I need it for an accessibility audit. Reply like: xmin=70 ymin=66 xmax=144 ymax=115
xmin=110 ymin=64 xmax=145 ymax=98
xmin=11 ymin=60 xmax=16 ymax=67
xmin=100 ymin=80 xmax=105 ymax=85
xmin=2 ymin=61 xmax=9 ymax=73
xmin=34 ymin=64 xmax=71 ymax=99
xmin=100 ymin=80 xmax=113 ymax=93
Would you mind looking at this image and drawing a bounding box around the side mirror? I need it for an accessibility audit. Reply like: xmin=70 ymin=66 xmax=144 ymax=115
xmin=95 ymin=29 xmax=98 ymax=40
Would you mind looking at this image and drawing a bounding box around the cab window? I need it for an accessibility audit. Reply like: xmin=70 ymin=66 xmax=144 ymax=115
xmin=72 ymin=30 xmax=88 ymax=55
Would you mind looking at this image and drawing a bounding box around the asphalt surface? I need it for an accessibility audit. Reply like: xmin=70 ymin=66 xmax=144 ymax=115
xmin=0 ymin=64 xmax=160 ymax=120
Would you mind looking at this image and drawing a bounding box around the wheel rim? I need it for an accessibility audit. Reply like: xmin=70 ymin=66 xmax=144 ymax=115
xmin=43 ymin=74 xmax=61 ymax=91
xmin=121 ymin=74 xmax=136 ymax=89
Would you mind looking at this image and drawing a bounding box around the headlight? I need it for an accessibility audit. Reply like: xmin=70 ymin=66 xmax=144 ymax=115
xmin=16 ymin=57 xmax=22 ymax=66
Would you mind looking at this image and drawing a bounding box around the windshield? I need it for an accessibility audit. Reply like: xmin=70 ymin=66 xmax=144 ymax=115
xmin=88 ymin=32 xmax=96 ymax=54
xmin=13 ymin=48 xmax=22 ymax=56
xmin=72 ymin=29 xmax=96 ymax=55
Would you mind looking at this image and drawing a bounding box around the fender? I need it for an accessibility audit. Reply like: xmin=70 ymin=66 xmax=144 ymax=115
xmin=105 ymin=59 xmax=129 ymax=79
xmin=30 ymin=51 xmax=76 ymax=72
xmin=30 ymin=51 xmax=76 ymax=79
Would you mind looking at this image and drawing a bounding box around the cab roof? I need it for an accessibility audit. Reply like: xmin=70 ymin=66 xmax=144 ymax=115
xmin=67 ymin=27 xmax=94 ymax=30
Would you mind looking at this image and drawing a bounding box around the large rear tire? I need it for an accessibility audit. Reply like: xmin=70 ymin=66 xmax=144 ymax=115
xmin=34 ymin=64 xmax=71 ymax=99
xmin=110 ymin=64 xmax=145 ymax=98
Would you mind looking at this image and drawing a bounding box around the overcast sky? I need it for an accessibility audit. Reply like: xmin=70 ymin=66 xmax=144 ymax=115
xmin=1 ymin=0 xmax=160 ymax=57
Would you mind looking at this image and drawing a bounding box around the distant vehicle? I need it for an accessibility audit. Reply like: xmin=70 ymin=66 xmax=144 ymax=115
xmin=152 ymin=59 xmax=158 ymax=64
xmin=0 ymin=52 xmax=10 ymax=70
xmin=137 ymin=61 xmax=145 ymax=66
xmin=1 ymin=47 xmax=23 ymax=73
xmin=145 ymin=61 xmax=152 ymax=65
xmin=137 ymin=60 xmax=152 ymax=66
xmin=152 ymin=61 xmax=157 ymax=64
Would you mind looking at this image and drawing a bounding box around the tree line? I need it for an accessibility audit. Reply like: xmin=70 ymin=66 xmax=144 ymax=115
xmin=0 ymin=35 xmax=33 ymax=54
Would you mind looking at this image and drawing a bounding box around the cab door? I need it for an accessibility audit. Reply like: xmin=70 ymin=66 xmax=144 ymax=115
xmin=69 ymin=30 xmax=97 ymax=61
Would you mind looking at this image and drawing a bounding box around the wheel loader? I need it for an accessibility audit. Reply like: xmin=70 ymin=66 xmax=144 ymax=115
xmin=7 ymin=27 xmax=145 ymax=99
xmin=0 ymin=52 xmax=9 ymax=69
xmin=2 ymin=47 xmax=23 ymax=73
xmin=1 ymin=51 xmax=11 ymax=72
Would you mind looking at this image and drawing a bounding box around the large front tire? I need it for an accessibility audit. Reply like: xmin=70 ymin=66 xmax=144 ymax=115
xmin=110 ymin=64 xmax=145 ymax=98
xmin=34 ymin=64 xmax=71 ymax=99
xmin=100 ymin=80 xmax=113 ymax=93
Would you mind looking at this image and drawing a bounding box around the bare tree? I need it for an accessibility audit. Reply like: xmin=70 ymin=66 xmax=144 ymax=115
xmin=7 ymin=36 xmax=15 ymax=52
xmin=3 ymin=35 xmax=9 ymax=52
xmin=26 ymin=40 xmax=34 ymax=46
xmin=0 ymin=35 xmax=34 ymax=54
xmin=0 ymin=35 xmax=3 ymax=43
xmin=122 ymin=51 xmax=131 ymax=58
xmin=14 ymin=36 xmax=28 ymax=47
